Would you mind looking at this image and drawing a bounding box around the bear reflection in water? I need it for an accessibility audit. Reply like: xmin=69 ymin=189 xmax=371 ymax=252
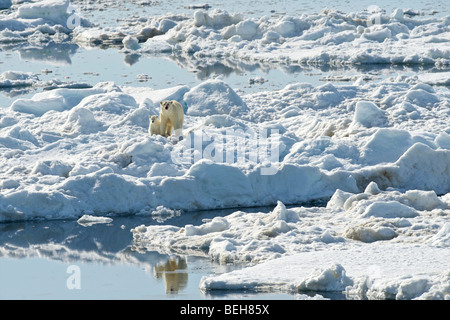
xmin=153 ymin=256 xmax=188 ymax=294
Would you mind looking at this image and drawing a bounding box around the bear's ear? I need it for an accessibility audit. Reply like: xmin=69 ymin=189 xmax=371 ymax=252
xmin=160 ymin=101 xmax=164 ymax=106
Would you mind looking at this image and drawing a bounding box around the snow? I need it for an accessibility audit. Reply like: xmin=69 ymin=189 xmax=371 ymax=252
xmin=11 ymin=87 xmax=105 ymax=116
xmin=0 ymin=71 xmax=40 ymax=89
xmin=0 ymin=0 xmax=90 ymax=46
xmin=184 ymin=79 xmax=248 ymax=116
xmin=351 ymin=101 xmax=387 ymax=129
xmin=1 ymin=1 xmax=449 ymax=300
xmin=199 ymin=244 xmax=450 ymax=300
xmin=122 ymin=35 xmax=140 ymax=50
xmin=132 ymin=186 xmax=449 ymax=260
xmin=77 ymin=214 xmax=113 ymax=226
xmin=17 ymin=0 xmax=71 ymax=25
xmin=68 ymin=6 xmax=450 ymax=69
xmin=1 ymin=75 xmax=449 ymax=219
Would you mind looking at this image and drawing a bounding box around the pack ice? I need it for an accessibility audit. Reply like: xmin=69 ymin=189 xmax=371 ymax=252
xmin=1 ymin=2 xmax=449 ymax=299
xmin=73 ymin=7 xmax=450 ymax=68
xmin=0 ymin=0 xmax=90 ymax=44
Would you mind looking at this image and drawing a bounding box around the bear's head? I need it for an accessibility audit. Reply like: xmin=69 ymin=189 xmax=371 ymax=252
xmin=150 ymin=115 xmax=159 ymax=123
xmin=160 ymin=100 xmax=173 ymax=111
xmin=159 ymin=100 xmax=176 ymax=110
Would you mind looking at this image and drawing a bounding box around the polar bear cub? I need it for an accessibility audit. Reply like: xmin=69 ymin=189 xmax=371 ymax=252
xmin=159 ymin=100 xmax=184 ymax=137
xmin=148 ymin=115 xmax=161 ymax=136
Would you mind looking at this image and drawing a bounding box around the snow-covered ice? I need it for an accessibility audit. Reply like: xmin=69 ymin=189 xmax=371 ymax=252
xmin=77 ymin=214 xmax=112 ymax=226
xmin=1 ymin=0 xmax=449 ymax=299
xmin=72 ymin=7 xmax=450 ymax=68
xmin=199 ymin=244 xmax=450 ymax=300
xmin=0 ymin=0 xmax=90 ymax=45
xmin=0 ymin=71 xmax=40 ymax=89
xmin=2 ymin=77 xmax=449 ymax=221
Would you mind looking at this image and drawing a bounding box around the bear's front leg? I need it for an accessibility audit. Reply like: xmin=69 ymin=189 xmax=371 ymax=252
xmin=165 ymin=123 xmax=173 ymax=137
xmin=160 ymin=117 xmax=168 ymax=137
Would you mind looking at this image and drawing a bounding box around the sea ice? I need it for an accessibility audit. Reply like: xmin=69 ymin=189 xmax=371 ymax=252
xmin=1 ymin=75 xmax=448 ymax=222
xmin=77 ymin=214 xmax=113 ymax=226
xmin=184 ymin=79 xmax=248 ymax=116
xmin=351 ymin=101 xmax=387 ymax=129
xmin=17 ymin=0 xmax=71 ymax=25
xmin=68 ymin=7 xmax=450 ymax=70
xmin=1 ymin=2 xmax=449 ymax=300
xmin=199 ymin=244 xmax=449 ymax=300
xmin=0 ymin=71 xmax=40 ymax=88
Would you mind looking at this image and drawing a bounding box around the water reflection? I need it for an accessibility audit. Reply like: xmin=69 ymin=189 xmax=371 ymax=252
xmin=0 ymin=205 xmax=336 ymax=299
xmin=0 ymin=216 xmax=194 ymax=297
xmin=168 ymin=52 xmax=448 ymax=82
xmin=2 ymin=40 xmax=449 ymax=111
xmin=0 ymin=208 xmax=248 ymax=298
xmin=0 ymin=217 xmax=150 ymax=263
xmin=18 ymin=42 xmax=79 ymax=65
xmin=0 ymin=86 xmax=35 ymax=98
xmin=154 ymin=256 xmax=188 ymax=294
xmin=0 ymin=42 xmax=79 ymax=65
xmin=124 ymin=53 xmax=141 ymax=66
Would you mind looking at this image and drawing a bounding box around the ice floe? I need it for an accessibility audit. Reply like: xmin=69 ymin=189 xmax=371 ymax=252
xmin=199 ymin=243 xmax=449 ymax=300
xmin=1 ymin=76 xmax=449 ymax=221
xmin=0 ymin=0 xmax=90 ymax=46
xmin=68 ymin=6 xmax=450 ymax=70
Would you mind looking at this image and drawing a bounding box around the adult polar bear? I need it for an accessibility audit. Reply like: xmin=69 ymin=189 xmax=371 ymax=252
xmin=159 ymin=100 xmax=184 ymax=137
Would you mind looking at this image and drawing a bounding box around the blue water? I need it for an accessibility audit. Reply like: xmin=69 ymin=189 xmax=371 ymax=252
xmin=0 ymin=43 xmax=327 ymax=108
xmin=0 ymin=213 xmax=212 ymax=299
xmin=0 ymin=208 xmax=300 ymax=300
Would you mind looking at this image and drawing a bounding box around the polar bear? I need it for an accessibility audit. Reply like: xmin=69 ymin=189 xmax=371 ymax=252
xmin=148 ymin=115 xmax=161 ymax=136
xmin=159 ymin=100 xmax=184 ymax=137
